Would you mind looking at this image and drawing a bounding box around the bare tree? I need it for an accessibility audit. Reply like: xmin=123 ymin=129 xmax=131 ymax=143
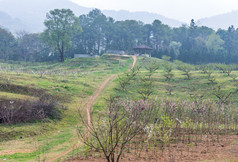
xmin=78 ymin=97 xmax=157 ymax=162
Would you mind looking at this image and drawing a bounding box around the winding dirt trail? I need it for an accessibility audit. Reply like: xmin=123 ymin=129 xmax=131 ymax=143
xmin=85 ymin=55 xmax=136 ymax=129
xmin=47 ymin=56 xmax=137 ymax=162
xmin=0 ymin=56 xmax=137 ymax=160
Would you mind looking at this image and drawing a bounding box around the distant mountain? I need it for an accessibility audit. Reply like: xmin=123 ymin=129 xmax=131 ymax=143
xmin=2 ymin=0 xmax=237 ymax=32
xmin=103 ymin=10 xmax=183 ymax=27
xmin=0 ymin=11 xmax=27 ymax=32
xmin=198 ymin=11 xmax=238 ymax=30
xmin=0 ymin=0 xmax=184 ymax=33
xmin=0 ymin=0 xmax=92 ymax=33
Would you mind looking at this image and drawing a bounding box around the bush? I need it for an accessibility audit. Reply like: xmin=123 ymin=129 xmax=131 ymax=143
xmin=78 ymin=97 xmax=158 ymax=162
xmin=143 ymin=59 xmax=160 ymax=74
xmin=178 ymin=63 xmax=194 ymax=80
xmin=0 ymin=83 xmax=45 ymax=97
xmin=0 ymin=95 xmax=65 ymax=125
xmin=215 ymin=64 xmax=237 ymax=76
xmin=163 ymin=63 xmax=174 ymax=81
xmin=34 ymin=94 xmax=64 ymax=120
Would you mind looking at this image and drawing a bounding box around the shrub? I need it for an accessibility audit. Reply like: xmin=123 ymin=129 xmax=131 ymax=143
xmin=229 ymin=74 xmax=238 ymax=82
xmin=137 ymin=75 xmax=154 ymax=100
xmin=0 ymin=83 xmax=45 ymax=97
xmin=77 ymin=97 xmax=238 ymax=162
xmin=212 ymin=85 xmax=237 ymax=104
xmin=216 ymin=64 xmax=237 ymax=76
xmin=0 ymin=95 xmax=65 ymax=125
xmin=34 ymin=94 xmax=64 ymax=120
xmin=199 ymin=65 xmax=209 ymax=74
xmin=178 ymin=63 xmax=194 ymax=80
xmin=215 ymin=64 xmax=227 ymax=73
xmin=163 ymin=63 xmax=174 ymax=81
xmin=143 ymin=59 xmax=160 ymax=74
xmin=118 ymin=67 xmax=139 ymax=91
xmin=206 ymin=70 xmax=216 ymax=84
xmin=78 ymin=97 xmax=158 ymax=162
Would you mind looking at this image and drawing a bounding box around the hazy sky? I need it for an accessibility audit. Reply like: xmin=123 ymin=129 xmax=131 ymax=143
xmin=70 ymin=0 xmax=238 ymax=22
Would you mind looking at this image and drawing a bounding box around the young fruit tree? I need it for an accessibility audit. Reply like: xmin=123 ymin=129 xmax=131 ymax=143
xmin=178 ymin=63 xmax=194 ymax=80
xmin=78 ymin=97 xmax=158 ymax=162
xmin=42 ymin=9 xmax=82 ymax=62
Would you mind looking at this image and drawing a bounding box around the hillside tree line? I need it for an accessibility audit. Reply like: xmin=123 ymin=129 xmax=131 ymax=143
xmin=0 ymin=8 xmax=238 ymax=64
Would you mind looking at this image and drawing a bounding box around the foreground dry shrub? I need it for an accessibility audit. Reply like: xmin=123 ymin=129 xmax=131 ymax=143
xmin=0 ymin=95 xmax=65 ymax=125
xmin=76 ymin=97 xmax=238 ymax=162
xmin=78 ymin=97 xmax=158 ymax=162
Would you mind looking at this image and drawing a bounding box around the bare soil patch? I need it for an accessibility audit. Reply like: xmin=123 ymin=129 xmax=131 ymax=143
xmin=66 ymin=135 xmax=238 ymax=162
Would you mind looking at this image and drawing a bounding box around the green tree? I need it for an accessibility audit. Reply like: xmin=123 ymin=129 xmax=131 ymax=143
xmin=42 ymin=9 xmax=81 ymax=62
xmin=206 ymin=33 xmax=224 ymax=52
xmin=169 ymin=41 xmax=181 ymax=58
xmin=217 ymin=26 xmax=238 ymax=56
xmin=0 ymin=28 xmax=15 ymax=60
xmin=79 ymin=9 xmax=107 ymax=55
xmin=17 ymin=31 xmax=48 ymax=62
xmin=152 ymin=20 xmax=171 ymax=51
xmin=112 ymin=20 xmax=144 ymax=51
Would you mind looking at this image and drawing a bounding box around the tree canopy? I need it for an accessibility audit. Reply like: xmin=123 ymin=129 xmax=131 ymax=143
xmin=1 ymin=9 xmax=238 ymax=64
xmin=42 ymin=9 xmax=82 ymax=62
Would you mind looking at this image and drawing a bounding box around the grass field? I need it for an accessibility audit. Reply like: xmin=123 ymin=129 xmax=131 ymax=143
xmin=93 ymin=57 xmax=238 ymax=111
xmin=0 ymin=54 xmax=133 ymax=161
xmin=0 ymin=55 xmax=238 ymax=161
xmin=77 ymin=56 xmax=238 ymax=162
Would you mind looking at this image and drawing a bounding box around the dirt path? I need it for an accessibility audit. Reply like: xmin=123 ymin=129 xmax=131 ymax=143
xmin=85 ymin=55 xmax=136 ymax=128
xmin=47 ymin=56 xmax=137 ymax=162
xmin=0 ymin=56 xmax=137 ymax=160
xmin=131 ymin=56 xmax=137 ymax=70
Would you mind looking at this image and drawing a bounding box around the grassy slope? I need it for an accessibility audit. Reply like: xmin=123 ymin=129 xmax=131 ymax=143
xmin=1 ymin=56 xmax=237 ymax=161
xmin=84 ymin=57 xmax=238 ymax=161
xmin=106 ymin=57 xmax=238 ymax=105
xmin=0 ymin=55 xmax=133 ymax=161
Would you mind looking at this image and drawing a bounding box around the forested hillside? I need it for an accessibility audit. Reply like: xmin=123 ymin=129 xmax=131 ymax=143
xmin=1 ymin=9 xmax=238 ymax=64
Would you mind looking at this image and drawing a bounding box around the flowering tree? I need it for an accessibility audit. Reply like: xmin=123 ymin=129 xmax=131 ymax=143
xmin=78 ymin=97 xmax=158 ymax=162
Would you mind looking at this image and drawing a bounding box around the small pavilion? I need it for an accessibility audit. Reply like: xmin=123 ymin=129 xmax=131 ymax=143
xmin=133 ymin=45 xmax=153 ymax=57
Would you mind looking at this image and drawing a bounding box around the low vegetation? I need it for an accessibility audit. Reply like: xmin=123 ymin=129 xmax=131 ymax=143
xmin=0 ymin=55 xmax=132 ymax=161
xmin=1 ymin=5 xmax=238 ymax=162
xmin=0 ymin=94 xmax=64 ymax=125
xmin=74 ymin=56 xmax=238 ymax=162
xmin=0 ymin=55 xmax=238 ymax=161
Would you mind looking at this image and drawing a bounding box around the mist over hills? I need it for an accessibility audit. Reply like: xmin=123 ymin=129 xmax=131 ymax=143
xmin=0 ymin=0 xmax=92 ymax=32
xmin=0 ymin=0 xmax=183 ymax=33
xmin=103 ymin=10 xmax=183 ymax=27
xmin=198 ymin=11 xmax=238 ymax=30
xmin=0 ymin=0 xmax=237 ymax=33
xmin=0 ymin=11 xmax=27 ymax=31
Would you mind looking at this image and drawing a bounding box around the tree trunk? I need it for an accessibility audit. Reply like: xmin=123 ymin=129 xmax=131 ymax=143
xmin=60 ymin=51 xmax=64 ymax=62
xmin=57 ymin=42 xmax=64 ymax=62
xmin=106 ymin=156 xmax=111 ymax=162
xmin=98 ymin=39 xmax=101 ymax=55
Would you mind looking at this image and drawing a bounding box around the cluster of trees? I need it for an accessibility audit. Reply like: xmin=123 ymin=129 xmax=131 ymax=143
xmin=0 ymin=8 xmax=238 ymax=63
xmin=0 ymin=28 xmax=53 ymax=62
xmin=0 ymin=9 xmax=81 ymax=62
